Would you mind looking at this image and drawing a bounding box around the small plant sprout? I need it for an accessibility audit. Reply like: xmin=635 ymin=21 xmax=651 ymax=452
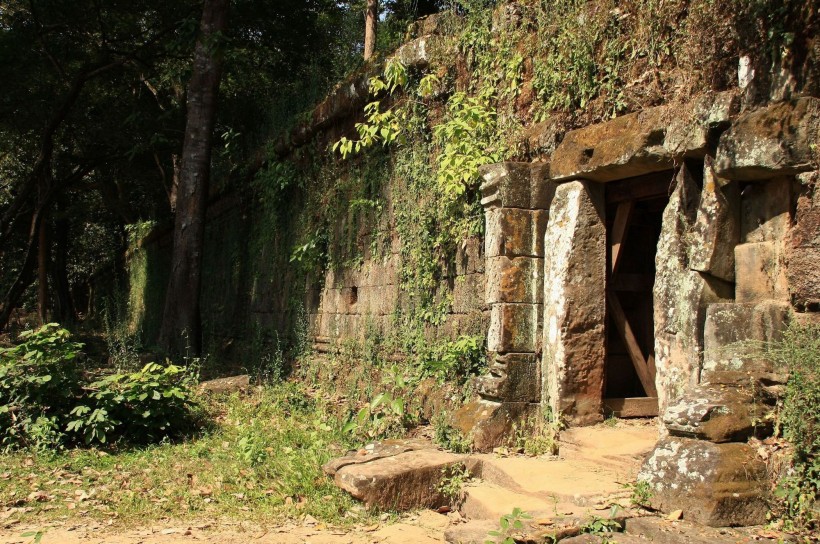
xmin=485 ymin=507 xmax=532 ymax=544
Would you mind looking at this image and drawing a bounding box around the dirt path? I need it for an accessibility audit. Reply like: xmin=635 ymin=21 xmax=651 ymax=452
xmin=0 ymin=510 xmax=453 ymax=544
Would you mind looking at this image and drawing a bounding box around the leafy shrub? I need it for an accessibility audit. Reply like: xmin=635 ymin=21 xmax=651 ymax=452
xmin=0 ymin=324 xmax=84 ymax=451
xmin=1 ymin=324 xmax=199 ymax=450
xmin=769 ymin=323 xmax=820 ymax=533
xmin=68 ymin=362 xmax=198 ymax=445
xmin=423 ymin=334 xmax=486 ymax=383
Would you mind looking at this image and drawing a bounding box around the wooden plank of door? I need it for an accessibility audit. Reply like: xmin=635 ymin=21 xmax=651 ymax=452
xmin=610 ymin=201 xmax=633 ymax=276
xmin=607 ymin=291 xmax=658 ymax=397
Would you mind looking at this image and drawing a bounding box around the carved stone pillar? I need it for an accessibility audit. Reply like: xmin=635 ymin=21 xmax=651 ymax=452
xmin=453 ymin=162 xmax=555 ymax=451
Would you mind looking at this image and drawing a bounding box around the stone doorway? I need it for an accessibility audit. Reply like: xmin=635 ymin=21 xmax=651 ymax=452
xmin=603 ymin=172 xmax=673 ymax=418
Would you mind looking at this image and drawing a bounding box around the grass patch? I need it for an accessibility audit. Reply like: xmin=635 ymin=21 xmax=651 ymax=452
xmin=0 ymin=383 xmax=376 ymax=528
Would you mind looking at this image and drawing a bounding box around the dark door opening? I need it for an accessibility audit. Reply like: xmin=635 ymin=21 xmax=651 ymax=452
xmin=603 ymin=170 xmax=676 ymax=418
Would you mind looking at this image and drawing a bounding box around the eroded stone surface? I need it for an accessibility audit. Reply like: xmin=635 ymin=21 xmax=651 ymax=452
xmin=486 ymin=256 xmax=542 ymax=304
xmin=475 ymin=352 xmax=540 ymax=403
xmin=488 ymin=303 xmax=539 ymax=353
xmin=485 ymin=208 xmax=548 ymax=258
xmin=654 ymin=165 xmax=733 ymax=414
xmin=199 ymin=374 xmax=251 ymax=394
xmin=702 ymin=301 xmax=791 ymax=379
xmin=541 ymin=181 xmax=606 ymax=424
xmin=715 ymin=97 xmax=820 ymax=180
xmin=688 ymin=157 xmax=740 ymax=282
xmin=453 ymin=399 xmax=535 ymax=453
xmin=322 ymin=439 xmax=434 ymax=476
xmin=334 ymin=449 xmax=468 ymax=510
xmin=638 ymin=438 xmax=769 ymax=527
xmin=787 ymin=172 xmax=820 ymax=310
xmin=734 ymin=242 xmax=790 ymax=302
xmin=479 ymin=162 xmax=556 ymax=211
xmin=740 ymin=177 xmax=792 ymax=244
xmin=663 ymin=384 xmax=772 ymax=443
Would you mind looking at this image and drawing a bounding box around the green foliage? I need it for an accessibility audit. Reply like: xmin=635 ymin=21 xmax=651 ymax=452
xmin=768 ymin=323 xmax=820 ymax=533
xmin=623 ymin=480 xmax=653 ymax=509
xmin=0 ymin=324 xmax=84 ymax=451
xmin=516 ymin=407 xmax=563 ymax=457
xmin=422 ymin=334 xmax=485 ymax=382
xmin=433 ymin=411 xmax=472 ymax=453
xmin=485 ymin=507 xmax=532 ymax=544
xmin=0 ymin=324 xmax=199 ymax=450
xmin=342 ymin=390 xmax=408 ymax=441
xmin=0 ymin=383 xmax=374 ymax=527
xmin=433 ymin=89 xmax=504 ymax=197
xmin=68 ymin=362 xmax=198 ymax=445
xmin=438 ymin=463 xmax=471 ymax=504
xmin=580 ymin=514 xmax=622 ymax=543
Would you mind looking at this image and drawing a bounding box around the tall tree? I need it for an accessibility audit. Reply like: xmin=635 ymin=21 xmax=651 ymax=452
xmin=158 ymin=0 xmax=230 ymax=356
xmin=364 ymin=0 xmax=378 ymax=60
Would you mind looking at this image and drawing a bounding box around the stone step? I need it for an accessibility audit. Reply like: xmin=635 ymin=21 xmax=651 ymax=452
xmin=472 ymin=455 xmax=632 ymax=508
xmin=443 ymin=520 xmax=497 ymax=544
xmin=460 ymin=482 xmax=565 ymax=521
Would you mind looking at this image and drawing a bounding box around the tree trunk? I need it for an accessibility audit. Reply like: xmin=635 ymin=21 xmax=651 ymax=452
xmin=364 ymin=0 xmax=378 ymax=61
xmin=37 ymin=212 xmax=49 ymax=323
xmin=52 ymin=216 xmax=75 ymax=324
xmin=0 ymin=212 xmax=41 ymax=331
xmin=158 ymin=0 xmax=229 ymax=357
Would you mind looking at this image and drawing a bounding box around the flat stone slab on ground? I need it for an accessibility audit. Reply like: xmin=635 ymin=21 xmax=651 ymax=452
xmin=333 ymin=447 xmax=469 ymax=510
xmin=199 ymin=374 xmax=251 ymax=394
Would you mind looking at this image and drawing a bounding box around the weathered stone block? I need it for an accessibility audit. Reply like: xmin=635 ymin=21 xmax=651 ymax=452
xmin=663 ymin=384 xmax=772 ymax=443
xmin=715 ymin=97 xmax=820 ymax=180
xmin=663 ymin=92 xmax=739 ymax=157
xmin=476 ymin=353 xmax=540 ymax=403
xmin=334 ymin=448 xmax=467 ymax=510
xmin=488 ymin=303 xmax=539 ymax=353
xmin=479 ymin=162 xmax=556 ymax=210
xmin=486 ymin=256 xmax=542 ymax=304
xmin=485 ymin=208 xmax=548 ymax=258
xmin=740 ymin=176 xmax=792 ymax=243
xmin=550 ymin=106 xmax=672 ymax=182
xmin=453 ymin=399 xmax=536 ymax=453
xmin=638 ymin=438 xmax=768 ymax=527
xmin=450 ymin=274 xmax=486 ymax=314
xmin=786 ymin=172 xmax=820 ymax=310
xmin=702 ymin=301 xmax=791 ymax=378
xmin=655 ymin=165 xmax=732 ymax=413
xmin=451 ymin=236 xmax=484 ymax=277
xmin=735 ymin=242 xmax=789 ymax=302
xmin=542 ymin=181 xmax=606 ymax=425
xmin=688 ymin=156 xmax=740 ymax=282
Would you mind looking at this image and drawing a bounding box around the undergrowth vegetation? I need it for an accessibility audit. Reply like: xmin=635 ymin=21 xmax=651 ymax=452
xmin=0 ymin=384 xmax=373 ymax=527
xmin=0 ymin=324 xmax=199 ymax=451
xmin=767 ymin=323 xmax=820 ymax=535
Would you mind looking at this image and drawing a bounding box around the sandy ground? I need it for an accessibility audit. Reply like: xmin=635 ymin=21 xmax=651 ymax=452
xmin=0 ymin=510 xmax=454 ymax=544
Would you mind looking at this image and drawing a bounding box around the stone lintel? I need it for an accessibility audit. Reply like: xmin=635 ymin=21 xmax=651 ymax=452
xmin=549 ymin=92 xmax=737 ymax=183
xmin=715 ymin=97 xmax=820 ymax=180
